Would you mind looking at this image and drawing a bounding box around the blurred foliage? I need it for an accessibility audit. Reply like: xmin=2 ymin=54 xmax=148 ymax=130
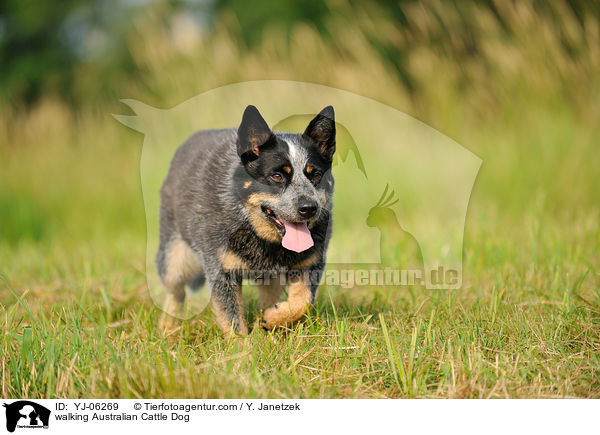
xmin=1 ymin=0 xmax=599 ymax=106
xmin=214 ymin=0 xmax=331 ymax=45
xmin=0 ymin=0 xmax=82 ymax=104
xmin=0 ymin=0 xmax=209 ymax=105
xmin=0 ymin=0 xmax=599 ymax=246
xmin=0 ymin=191 xmax=46 ymax=243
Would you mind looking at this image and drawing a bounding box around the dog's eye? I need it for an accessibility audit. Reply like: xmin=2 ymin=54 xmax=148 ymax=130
xmin=271 ymin=173 xmax=283 ymax=182
xmin=312 ymin=171 xmax=323 ymax=183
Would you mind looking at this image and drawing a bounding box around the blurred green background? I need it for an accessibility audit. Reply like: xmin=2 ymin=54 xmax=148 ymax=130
xmin=2 ymin=0 xmax=599 ymax=250
xmin=1 ymin=0 xmax=600 ymax=399
xmin=2 ymin=0 xmax=599 ymax=294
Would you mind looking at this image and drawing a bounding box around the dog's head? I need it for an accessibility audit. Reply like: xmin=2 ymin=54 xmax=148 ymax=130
xmin=234 ymin=105 xmax=336 ymax=252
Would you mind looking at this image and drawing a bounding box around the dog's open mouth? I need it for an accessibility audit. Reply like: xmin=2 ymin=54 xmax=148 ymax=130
xmin=261 ymin=205 xmax=314 ymax=253
xmin=261 ymin=205 xmax=286 ymax=235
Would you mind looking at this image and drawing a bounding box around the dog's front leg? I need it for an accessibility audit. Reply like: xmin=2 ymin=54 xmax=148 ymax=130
xmin=257 ymin=275 xmax=284 ymax=310
xmin=210 ymin=271 xmax=248 ymax=336
xmin=262 ymin=270 xmax=318 ymax=329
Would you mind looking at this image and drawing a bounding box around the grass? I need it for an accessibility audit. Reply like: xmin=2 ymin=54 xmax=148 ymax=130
xmin=1 ymin=0 xmax=600 ymax=398
xmin=1 ymin=210 xmax=599 ymax=398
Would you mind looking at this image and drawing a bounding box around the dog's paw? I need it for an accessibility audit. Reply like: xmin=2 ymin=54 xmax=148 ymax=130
xmin=262 ymin=302 xmax=291 ymax=330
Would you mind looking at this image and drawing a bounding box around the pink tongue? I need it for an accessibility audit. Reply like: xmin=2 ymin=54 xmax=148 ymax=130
xmin=281 ymin=220 xmax=314 ymax=253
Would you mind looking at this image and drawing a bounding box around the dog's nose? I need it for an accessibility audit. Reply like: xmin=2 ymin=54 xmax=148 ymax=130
xmin=298 ymin=200 xmax=318 ymax=219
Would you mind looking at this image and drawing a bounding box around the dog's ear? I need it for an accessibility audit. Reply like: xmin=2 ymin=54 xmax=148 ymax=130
xmin=237 ymin=105 xmax=274 ymax=162
xmin=303 ymin=106 xmax=336 ymax=161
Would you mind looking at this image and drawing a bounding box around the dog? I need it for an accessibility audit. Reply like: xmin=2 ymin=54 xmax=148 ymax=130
xmin=156 ymin=105 xmax=336 ymax=335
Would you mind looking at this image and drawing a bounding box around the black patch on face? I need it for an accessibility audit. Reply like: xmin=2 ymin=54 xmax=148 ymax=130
xmin=243 ymin=138 xmax=293 ymax=188
xmin=234 ymin=137 xmax=293 ymax=201
xmin=302 ymin=139 xmax=333 ymax=188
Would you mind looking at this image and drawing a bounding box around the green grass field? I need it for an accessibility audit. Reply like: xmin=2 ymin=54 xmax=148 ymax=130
xmin=1 ymin=1 xmax=599 ymax=398
xmin=2 ymin=209 xmax=599 ymax=398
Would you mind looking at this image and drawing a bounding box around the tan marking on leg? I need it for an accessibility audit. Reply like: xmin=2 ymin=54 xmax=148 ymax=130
xmin=160 ymin=237 xmax=202 ymax=329
xmin=243 ymin=180 xmax=253 ymax=189
xmin=262 ymin=277 xmax=312 ymax=329
xmin=165 ymin=237 xmax=203 ymax=291
xmin=246 ymin=193 xmax=283 ymax=243
xmin=212 ymin=295 xmax=248 ymax=336
xmin=257 ymin=278 xmax=283 ymax=309
xmin=220 ymin=250 xmax=248 ymax=271
xmin=292 ymin=252 xmax=319 ymax=270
